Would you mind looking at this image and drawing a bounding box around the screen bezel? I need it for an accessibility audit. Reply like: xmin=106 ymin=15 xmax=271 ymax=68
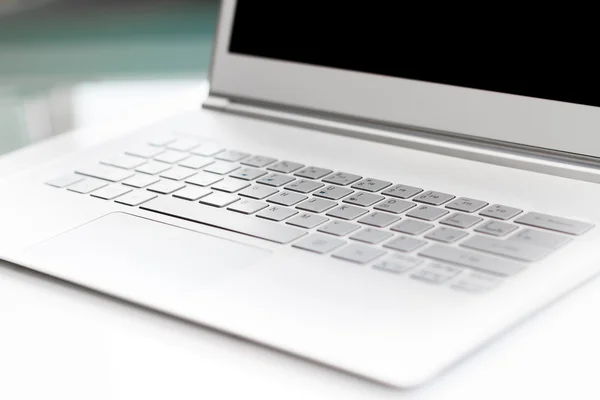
xmin=210 ymin=0 xmax=600 ymax=159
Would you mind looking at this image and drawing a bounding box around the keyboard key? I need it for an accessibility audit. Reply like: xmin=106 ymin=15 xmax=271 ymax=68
xmin=166 ymin=137 xmax=202 ymax=152
xmin=227 ymin=199 xmax=269 ymax=214
xmin=135 ymin=161 xmax=171 ymax=175
xmin=351 ymin=178 xmax=392 ymax=192
xmin=440 ymin=213 xmax=483 ymax=229
xmin=425 ymin=227 xmax=468 ymax=243
xmin=212 ymin=178 xmax=251 ymax=193
xmin=507 ymin=228 xmax=571 ymax=249
xmin=191 ymin=142 xmax=224 ymax=156
xmin=374 ymin=254 xmax=424 ymax=274
xmin=257 ymin=173 xmax=296 ymax=187
xmin=178 ymin=155 xmax=214 ymax=169
xmin=267 ymin=191 xmax=307 ymax=206
xmin=474 ymin=220 xmax=518 ymax=237
xmin=445 ymin=197 xmax=488 ymax=213
xmin=293 ymin=234 xmax=345 ymax=254
xmin=76 ymin=165 xmax=134 ymax=182
xmin=343 ymin=191 xmax=384 ymax=207
xmin=383 ymin=236 xmax=427 ymax=252
xmin=313 ymin=185 xmax=354 ymax=200
xmin=285 ymin=179 xmax=324 ymax=193
xmin=322 ymin=172 xmax=362 ymax=186
xmin=419 ymin=244 xmax=525 ymax=276
xmin=241 ymin=155 xmax=277 ymax=168
xmin=200 ymin=192 xmax=240 ymax=208
xmin=390 ymin=219 xmax=433 ymax=235
xmin=268 ymin=160 xmax=304 ymax=174
xmin=373 ymin=198 xmax=416 ymax=214
xmin=115 ymin=190 xmax=157 ymax=206
xmin=45 ymin=173 xmax=83 ymax=188
xmin=173 ymin=186 xmax=212 ymax=201
xmin=350 ymin=228 xmax=393 ymax=244
xmin=286 ymin=213 xmax=329 ymax=229
xmin=154 ymin=150 xmax=189 ymax=164
xmin=479 ymin=204 xmax=522 ymax=220
xmin=185 ymin=171 xmax=223 ymax=187
xmin=147 ymin=180 xmax=186 ymax=194
xmin=358 ymin=211 xmax=401 ymax=227
xmin=333 ymin=244 xmax=385 ymax=264
xmin=381 ymin=184 xmax=423 ymax=199
xmin=461 ymin=235 xmax=552 ymax=262
xmin=230 ymin=167 xmax=268 ymax=181
xmin=296 ymin=198 xmax=337 ymax=213
xmin=159 ymin=166 xmax=197 ymax=181
xmin=413 ymin=190 xmax=455 ymax=206
xmin=204 ymin=161 xmax=240 ymax=175
xmin=67 ymin=178 xmax=108 ymax=194
xmin=142 ymin=196 xmax=306 ymax=244
xmin=411 ymin=262 xmax=462 ymax=284
xmin=317 ymin=220 xmax=360 ymax=236
xmin=451 ymin=272 xmax=502 ymax=293
xmin=256 ymin=205 xmax=298 ymax=221
xmin=122 ymin=174 xmax=160 ymax=188
xmin=406 ymin=205 xmax=449 ymax=221
xmin=326 ymin=204 xmax=368 ymax=220
xmin=515 ymin=212 xmax=593 ymax=235
xmin=239 ymin=184 xmax=279 ymax=200
xmin=101 ymin=154 xmax=146 ymax=169
xmin=215 ymin=150 xmax=249 ymax=162
xmin=295 ymin=166 xmax=332 ymax=180
xmin=90 ymin=184 xmax=132 ymax=200
xmin=126 ymin=144 xmax=164 ymax=158
xmin=148 ymin=135 xmax=176 ymax=147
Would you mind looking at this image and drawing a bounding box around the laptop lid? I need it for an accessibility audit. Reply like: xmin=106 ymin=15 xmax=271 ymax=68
xmin=210 ymin=1 xmax=600 ymax=159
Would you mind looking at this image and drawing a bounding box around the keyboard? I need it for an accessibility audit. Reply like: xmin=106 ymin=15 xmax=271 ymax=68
xmin=45 ymin=134 xmax=594 ymax=294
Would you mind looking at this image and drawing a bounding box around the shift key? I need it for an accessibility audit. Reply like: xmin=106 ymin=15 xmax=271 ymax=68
xmin=419 ymin=244 xmax=525 ymax=276
xmin=515 ymin=212 xmax=593 ymax=235
xmin=461 ymin=235 xmax=551 ymax=262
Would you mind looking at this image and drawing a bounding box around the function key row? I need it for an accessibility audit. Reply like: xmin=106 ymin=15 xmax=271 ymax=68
xmin=148 ymin=136 xmax=223 ymax=154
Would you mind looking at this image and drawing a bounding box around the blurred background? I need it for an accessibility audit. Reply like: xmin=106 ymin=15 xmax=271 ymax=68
xmin=0 ymin=0 xmax=219 ymax=155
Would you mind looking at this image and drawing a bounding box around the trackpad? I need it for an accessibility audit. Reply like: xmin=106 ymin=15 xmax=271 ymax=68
xmin=26 ymin=212 xmax=270 ymax=303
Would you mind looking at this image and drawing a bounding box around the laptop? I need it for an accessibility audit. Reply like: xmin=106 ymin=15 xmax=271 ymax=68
xmin=2 ymin=0 xmax=600 ymax=388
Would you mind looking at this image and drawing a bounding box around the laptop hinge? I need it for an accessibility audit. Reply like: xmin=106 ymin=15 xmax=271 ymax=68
xmin=203 ymin=94 xmax=600 ymax=184
xmin=202 ymin=95 xmax=231 ymax=109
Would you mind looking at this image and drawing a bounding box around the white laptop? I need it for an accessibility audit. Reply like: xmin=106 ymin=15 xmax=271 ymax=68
xmin=2 ymin=0 xmax=600 ymax=388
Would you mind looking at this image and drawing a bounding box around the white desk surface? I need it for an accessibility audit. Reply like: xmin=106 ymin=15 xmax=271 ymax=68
xmin=2 ymin=86 xmax=599 ymax=400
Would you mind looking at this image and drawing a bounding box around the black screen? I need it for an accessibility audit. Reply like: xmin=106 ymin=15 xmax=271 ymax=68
xmin=229 ymin=2 xmax=599 ymax=108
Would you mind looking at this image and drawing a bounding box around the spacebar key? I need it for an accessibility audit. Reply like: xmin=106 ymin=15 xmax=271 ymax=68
xmin=141 ymin=196 xmax=307 ymax=244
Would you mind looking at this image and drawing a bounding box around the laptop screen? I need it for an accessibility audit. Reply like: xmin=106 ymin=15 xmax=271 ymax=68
xmin=229 ymin=2 xmax=597 ymax=108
